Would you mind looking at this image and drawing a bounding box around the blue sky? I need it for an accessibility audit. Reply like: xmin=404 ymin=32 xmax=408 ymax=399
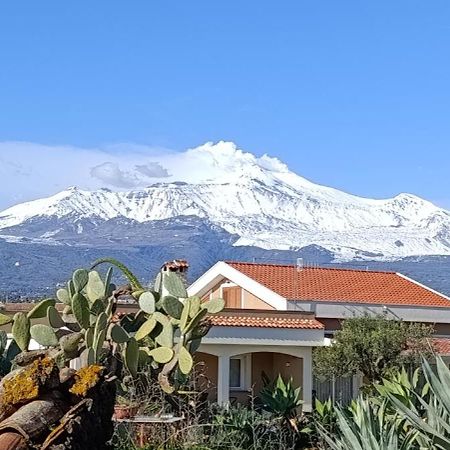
xmin=0 ymin=1 xmax=449 ymax=209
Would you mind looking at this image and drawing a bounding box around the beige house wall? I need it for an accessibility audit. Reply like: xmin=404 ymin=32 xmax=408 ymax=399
xmin=242 ymin=290 xmax=274 ymax=310
xmin=202 ymin=279 xmax=274 ymax=310
xmin=194 ymin=352 xmax=218 ymax=400
xmin=194 ymin=351 xmax=304 ymax=404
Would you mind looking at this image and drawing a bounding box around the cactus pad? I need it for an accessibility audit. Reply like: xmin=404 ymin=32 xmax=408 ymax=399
xmin=149 ymin=347 xmax=174 ymax=364
xmin=47 ymin=306 xmax=65 ymax=328
xmin=56 ymin=288 xmax=71 ymax=305
xmin=73 ymin=268 xmax=89 ymax=293
xmin=0 ymin=313 xmax=12 ymax=326
xmin=86 ymin=270 xmax=105 ymax=302
xmin=135 ymin=317 xmax=157 ymax=341
xmin=139 ymin=291 xmax=156 ymax=314
xmin=162 ymin=295 xmax=184 ymax=319
xmin=72 ymin=293 xmax=90 ymax=329
xmin=111 ymin=324 xmax=130 ymax=344
xmin=30 ymin=324 xmax=59 ymax=347
xmin=27 ymin=298 xmax=56 ymax=319
xmin=178 ymin=346 xmax=194 ymax=375
xmin=162 ymin=272 xmax=187 ymax=298
xmin=156 ymin=323 xmax=174 ymax=348
xmin=202 ymin=297 xmax=225 ymax=314
xmin=124 ymin=338 xmax=139 ymax=377
xmin=12 ymin=312 xmax=30 ymax=352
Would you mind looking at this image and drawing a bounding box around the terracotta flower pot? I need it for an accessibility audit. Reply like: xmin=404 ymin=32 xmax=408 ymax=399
xmin=113 ymin=404 xmax=139 ymax=419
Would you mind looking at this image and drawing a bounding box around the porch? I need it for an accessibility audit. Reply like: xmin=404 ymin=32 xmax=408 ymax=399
xmin=195 ymin=309 xmax=325 ymax=412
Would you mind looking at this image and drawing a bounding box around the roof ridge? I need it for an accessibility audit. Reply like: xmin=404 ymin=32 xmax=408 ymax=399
xmin=226 ymin=260 xmax=396 ymax=274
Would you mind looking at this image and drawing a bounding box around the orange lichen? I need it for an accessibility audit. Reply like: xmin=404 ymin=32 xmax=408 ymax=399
xmin=69 ymin=365 xmax=103 ymax=397
xmin=2 ymin=357 xmax=55 ymax=407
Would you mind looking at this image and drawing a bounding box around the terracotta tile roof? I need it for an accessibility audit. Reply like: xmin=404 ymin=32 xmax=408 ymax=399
xmin=209 ymin=314 xmax=324 ymax=329
xmin=227 ymin=262 xmax=450 ymax=308
xmin=432 ymin=338 xmax=450 ymax=355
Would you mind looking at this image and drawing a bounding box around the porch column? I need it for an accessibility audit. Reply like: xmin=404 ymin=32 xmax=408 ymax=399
xmin=217 ymin=354 xmax=230 ymax=406
xmin=302 ymin=349 xmax=313 ymax=412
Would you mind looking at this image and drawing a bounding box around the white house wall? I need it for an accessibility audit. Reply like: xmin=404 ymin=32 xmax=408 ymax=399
xmin=203 ymin=326 xmax=324 ymax=346
xmin=288 ymin=301 xmax=450 ymax=325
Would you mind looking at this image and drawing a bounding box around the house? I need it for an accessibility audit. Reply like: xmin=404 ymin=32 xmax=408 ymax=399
xmin=188 ymin=261 xmax=450 ymax=410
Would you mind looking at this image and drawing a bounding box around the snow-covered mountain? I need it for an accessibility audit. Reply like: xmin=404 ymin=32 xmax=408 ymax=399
xmin=1 ymin=141 xmax=450 ymax=260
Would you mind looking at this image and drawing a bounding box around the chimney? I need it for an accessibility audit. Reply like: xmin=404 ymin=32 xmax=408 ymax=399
xmin=296 ymin=258 xmax=304 ymax=272
xmin=161 ymin=259 xmax=189 ymax=273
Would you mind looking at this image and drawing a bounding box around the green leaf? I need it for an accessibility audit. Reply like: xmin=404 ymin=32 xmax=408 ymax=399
xmin=30 ymin=324 xmax=59 ymax=347
xmin=72 ymin=268 xmax=89 ymax=293
xmin=56 ymin=288 xmax=71 ymax=305
xmin=12 ymin=312 xmax=30 ymax=352
xmin=135 ymin=317 xmax=157 ymax=341
xmin=178 ymin=346 xmax=193 ymax=375
xmin=0 ymin=312 xmax=13 ymax=326
xmin=47 ymin=305 xmax=65 ymax=328
xmin=91 ymin=258 xmax=143 ymax=290
xmin=111 ymin=324 xmax=130 ymax=344
xmin=139 ymin=291 xmax=156 ymax=314
xmin=124 ymin=338 xmax=139 ymax=377
xmin=86 ymin=270 xmax=105 ymax=302
xmin=27 ymin=298 xmax=56 ymax=319
xmin=162 ymin=272 xmax=187 ymax=298
xmin=148 ymin=346 xmax=174 ymax=364
xmin=72 ymin=293 xmax=90 ymax=329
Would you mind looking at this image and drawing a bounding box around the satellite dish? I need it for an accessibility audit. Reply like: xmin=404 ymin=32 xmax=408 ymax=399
xmin=14 ymin=262 xmax=20 ymax=267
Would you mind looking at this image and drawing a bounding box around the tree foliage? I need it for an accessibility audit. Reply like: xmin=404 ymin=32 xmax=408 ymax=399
xmin=313 ymin=315 xmax=433 ymax=385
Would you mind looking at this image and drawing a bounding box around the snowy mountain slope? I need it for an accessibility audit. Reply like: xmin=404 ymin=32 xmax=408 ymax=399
xmin=1 ymin=141 xmax=450 ymax=260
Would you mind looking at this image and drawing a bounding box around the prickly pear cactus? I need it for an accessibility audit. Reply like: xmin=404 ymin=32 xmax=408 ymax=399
xmin=0 ymin=258 xmax=225 ymax=450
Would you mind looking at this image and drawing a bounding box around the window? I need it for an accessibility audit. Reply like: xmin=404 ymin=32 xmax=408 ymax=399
xmin=230 ymin=357 xmax=244 ymax=390
xmin=222 ymin=286 xmax=242 ymax=308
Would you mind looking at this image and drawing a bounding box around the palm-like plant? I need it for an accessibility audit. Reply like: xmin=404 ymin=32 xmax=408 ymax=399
xmin=388 ymin=357 xmax=450 ymax=449
xmin=259 ymin=374 xmax=303 ymax=432
xmin=319 ymin=398 xmax=419 ymax=450
xmin=318 ymin=357 xmax=450 ymax=450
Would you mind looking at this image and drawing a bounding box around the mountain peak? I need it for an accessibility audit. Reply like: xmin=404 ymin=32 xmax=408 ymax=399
xmin=0 ymin=142 xmax=449 ymax=260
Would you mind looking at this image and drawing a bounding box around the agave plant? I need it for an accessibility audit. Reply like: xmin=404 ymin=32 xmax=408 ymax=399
xmin=259 ymin=373 xmax=303 ymax=432
xmin=318 ymin=359 xmax=450 ymax=450
xmin=388 ymin=357 xmax=450 ymax=450
xmin=318 ymin=397 xmax=419 ymax=450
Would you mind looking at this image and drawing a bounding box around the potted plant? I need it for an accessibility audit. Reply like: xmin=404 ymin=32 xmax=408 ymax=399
xmin=113 ymin=395 xmax=139 ymax=419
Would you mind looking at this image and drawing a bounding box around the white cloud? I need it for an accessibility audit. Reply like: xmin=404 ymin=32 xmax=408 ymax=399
xmin=0 ymin=140 xmax=257 ymax=209
xmin=0 ymin=140 xmax=295 ymax=210
xmin=89 ymin=161 xmax=170 ymax=188
xmin=134 ymin=162 xmax=170 ymax=178
xmin=90 ymin=162 xmax=141 ymax=188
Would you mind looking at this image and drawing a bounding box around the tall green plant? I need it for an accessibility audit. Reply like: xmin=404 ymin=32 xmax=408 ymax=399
xmin=259 ymin=373 xmax=303 ymax=431
xmin=313 ymin=315 xmax=433 ymax=385
xmin=0 ymin=260 xmax=225 ymax=449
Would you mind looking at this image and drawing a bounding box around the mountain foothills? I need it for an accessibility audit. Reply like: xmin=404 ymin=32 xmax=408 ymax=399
xmin=1 ymin=141 xmax=450 ymax=298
